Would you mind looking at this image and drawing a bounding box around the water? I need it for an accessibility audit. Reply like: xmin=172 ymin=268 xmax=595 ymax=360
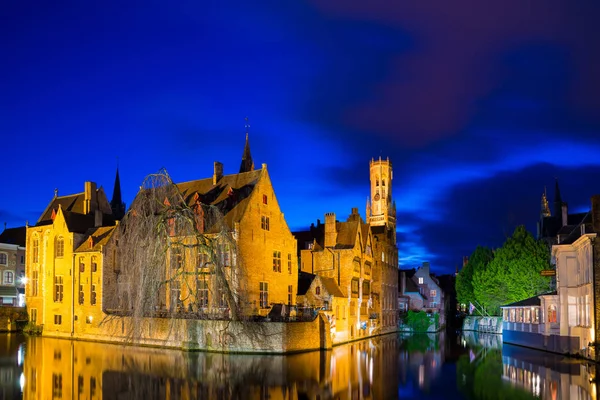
xmin=0 ymin=330 xmax=596 ymax=399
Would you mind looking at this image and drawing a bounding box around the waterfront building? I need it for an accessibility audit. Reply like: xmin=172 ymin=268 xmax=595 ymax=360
xmin=0 ymin=226 xmax=26 ymax=306
xmin=398 ymin=263 xmax=444 ymax=324
xmin=294 ymin=157 xmax=399 ymax=341
xmin=25 ymin=180 xmax=117 ymax=336
xmin=502 ymin=195 xmax=600 ymax=357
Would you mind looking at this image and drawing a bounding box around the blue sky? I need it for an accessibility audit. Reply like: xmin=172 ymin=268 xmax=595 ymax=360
xmin=2 ymin=1 xmax=600 ymax=274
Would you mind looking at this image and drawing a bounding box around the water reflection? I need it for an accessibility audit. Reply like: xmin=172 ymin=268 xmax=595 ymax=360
xmin=1 ymin=331 xmax=598 ymax=399
xmin=20 ymin=334 xmax=399 ymax=399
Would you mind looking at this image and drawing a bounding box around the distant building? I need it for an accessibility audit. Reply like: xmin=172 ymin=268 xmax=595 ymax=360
xmin=0 ymin=226 xmax=26 ymax=306
xmin=537 ymin=180 xmax=587 ymax=246
xmin=398 ymin=262 xmax=445 ymax=324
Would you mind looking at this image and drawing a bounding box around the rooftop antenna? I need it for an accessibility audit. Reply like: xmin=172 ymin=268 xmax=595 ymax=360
xmin=54 ymin=188 xmax=58 ymax=198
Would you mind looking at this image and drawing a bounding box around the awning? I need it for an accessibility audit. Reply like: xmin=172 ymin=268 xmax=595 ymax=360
xmin=0 ymin=286 xmax=18 ymax=298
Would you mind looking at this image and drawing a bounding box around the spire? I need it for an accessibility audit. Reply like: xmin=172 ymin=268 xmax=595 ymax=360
xmin=110 ymin=163 xmax=126 ymax=220
xmin=541 ymin=187 xmax=551 ymax=218
xmin=553 ymin=178 xmax=563 ymax=218
xmin=239 ymin=117 xmax=254 ymax=173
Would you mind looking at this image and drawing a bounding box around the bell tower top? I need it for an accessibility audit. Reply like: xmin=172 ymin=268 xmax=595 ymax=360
xmin=368 ymin=156 xmax=395 ymax=228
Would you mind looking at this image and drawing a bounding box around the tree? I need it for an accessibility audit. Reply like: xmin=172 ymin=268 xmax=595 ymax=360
xmin=456 ymin=246 xmax=494 ymax=308
xmin=473 ymin=226 xmax=552 ymax=315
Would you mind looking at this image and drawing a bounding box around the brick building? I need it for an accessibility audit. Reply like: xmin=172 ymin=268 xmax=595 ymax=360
xmin=0 ymin=226 xmax=26 ymax=306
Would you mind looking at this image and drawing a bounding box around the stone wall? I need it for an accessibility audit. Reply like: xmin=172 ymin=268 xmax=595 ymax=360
xmin=0 ymin=307 xmax=27 ymax=332
xmin=462 ymin=316 xmax=502 ymax=334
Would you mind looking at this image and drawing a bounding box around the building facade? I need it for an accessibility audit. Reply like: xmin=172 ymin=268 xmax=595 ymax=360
xmin=0 ymin=226 xmax=26 ymax=306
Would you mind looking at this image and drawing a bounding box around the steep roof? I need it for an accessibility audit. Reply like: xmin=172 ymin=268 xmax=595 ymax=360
xmin=0 ymin=226 xmax=26 ymax=247
xmin=501 ymin=291 xmax=557 ymax=308
xmin=74 ymin=226 xmax=117 ymax=252
xmin=37 ymin=192 xmax=86 ymax=224
xmin=405 ymin=277 xmax=420 ymax=293
xmin=293 ymin=212 xmax=369 ymax=251
xmin=319 ymin=276 xmax=345 ymax=298
xmin=175 ymin=169 xmax=264 ymax=231
xmin=297 ymin=271 xmax=316 ymax=296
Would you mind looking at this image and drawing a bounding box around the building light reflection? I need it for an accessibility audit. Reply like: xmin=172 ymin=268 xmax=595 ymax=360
xmin=19 ymin=373 xmax=24 ymax=392
xmin=418 ymin=365 xmax=424 ymax=388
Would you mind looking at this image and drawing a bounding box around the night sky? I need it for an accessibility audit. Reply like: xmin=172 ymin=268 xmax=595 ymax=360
xmin=2 ymin=1 xmax=599 ymax=275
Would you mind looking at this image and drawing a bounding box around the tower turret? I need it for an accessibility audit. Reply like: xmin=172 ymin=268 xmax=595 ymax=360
xmin=368 ymin=156 xmax=395 ymax=229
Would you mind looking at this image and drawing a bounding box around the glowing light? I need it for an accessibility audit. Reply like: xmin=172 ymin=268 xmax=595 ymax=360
xmin=419 ymin=365 xmax=424 ymax=388
xmin=19 ymin=373 xmax=24 ymax=392
xmin=20 ymin=277 xmax=28 ymax=284
xmin=17 ymin=344 xmax=24 ymax=366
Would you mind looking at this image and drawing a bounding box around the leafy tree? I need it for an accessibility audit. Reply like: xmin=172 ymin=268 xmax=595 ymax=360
xmin=473 ymin=226 xmax=552 ymax=315
xmin=456 ymin=246 xmax=494 ymax=307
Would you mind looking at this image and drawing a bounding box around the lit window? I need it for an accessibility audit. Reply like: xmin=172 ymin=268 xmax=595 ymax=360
xmin=0 ymin=253 xmax=6 ymax=265
xmin=430 ymin=290 xmax=436 ymax=298
xmin=260 ymin=282 xmax=269 ymax=308
xmin=197 ymin=278 xmax=209 ymax=308
xmin=3 ymin=271 xmax=14 ymax=285
xmin=287 ymin=254 xmax=292 ymax=274
xmin=54 ymin=276 xmax=64 ymax=302
xmin=32 ymin=238 xmax=39 ymax=263
xmin=418 ymin=277 xmax=423 ymax=284
xmin=315 ymin=286 xmax=321 ymax=295
xmin=548 ymin=305 xmax=557 ymax=323
xmin=55 ymin=237 xmax=64 ymax=258
xmin=272 ymin=251 xmax=281 ymax=272
xmin=288 ymin=285 xmax=293 ymax=305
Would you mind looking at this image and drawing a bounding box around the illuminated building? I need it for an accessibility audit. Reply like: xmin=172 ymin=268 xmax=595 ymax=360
xmin=0 ymin=226 xmax=26 ymax=307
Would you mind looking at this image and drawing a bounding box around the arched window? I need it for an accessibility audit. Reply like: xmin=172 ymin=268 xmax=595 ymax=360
xmin=3 ymin=271 xmax=14 ymax=285
xmin=32 ymin=237 xmax=39 ymax=263
xmin=55 ymin=237 xmax=64 ymax=258
xmin=548 ymin=305 xmax=557 ymax=323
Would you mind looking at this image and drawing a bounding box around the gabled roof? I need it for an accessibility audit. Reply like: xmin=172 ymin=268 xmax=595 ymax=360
xmin=74 ymin=226 xmax=117 ymax=252
xmin=319 ymin=276 xmax=345 ymax=298
xmin=297 ymin=271 xmax=316 ymax=296
xmin=293 ymin=211 xmax=370 ymax=252
xmin=37 ymin=186 xmax=113 ymax=227
xmin=0 ymin=226 xmax=26 ymax=247
xmin=405 ymin=278 xmax=420 ymax=293
xmin=175 ymin=169 xmax=264 ymax=232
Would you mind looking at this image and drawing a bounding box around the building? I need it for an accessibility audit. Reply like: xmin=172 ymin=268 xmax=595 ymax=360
xmin=103 ymin=134 xmax=299 ymax=321
xmin=502 ymin=195 xmax=599 ymax=357
xmin=398 ymin=263 xmax=444 ymax=324
xmin=0 ymin=226 xmax=26 ymax=306
xmin=537 ymin=180 xmax=587 ymax=246
xmin=25 ymin=180 xmax=117 ymax=335
xmin=294 ymin=157 xmax=399 ymax=341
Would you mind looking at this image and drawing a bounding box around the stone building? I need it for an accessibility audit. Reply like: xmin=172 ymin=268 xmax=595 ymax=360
xmin=294 ymin=157 xmax=399 ymax=341
xmin=25 ymin=180 xmax=117 ymax=335
xmin=0 ymin=226 xmax=26 ymax=306
xmin=398 ymin=263 xmax=444 ymax=322
xmin=103 ymin=134 xmax=298 ymax=319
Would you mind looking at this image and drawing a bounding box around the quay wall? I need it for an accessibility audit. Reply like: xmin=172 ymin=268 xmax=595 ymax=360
xmin=462 ymin=316 xmax=502 ymax=334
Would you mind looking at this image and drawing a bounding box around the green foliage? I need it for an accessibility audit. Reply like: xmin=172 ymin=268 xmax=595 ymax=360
xmin=456 ymin=246 xmax=494 ymax=306
xmin=472 ymin=226 xmax=553 ymax=315
xmin=406 ymin=310 xmax=435 ymax=332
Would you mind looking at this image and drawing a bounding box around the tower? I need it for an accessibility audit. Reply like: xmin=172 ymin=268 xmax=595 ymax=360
xmin=368 ymin=157 xmax=395 ymax=229
xmin=239 ymin=117 xmax=254 ymax=173
xmin=110 ymin=166 xmax=126 ymax=220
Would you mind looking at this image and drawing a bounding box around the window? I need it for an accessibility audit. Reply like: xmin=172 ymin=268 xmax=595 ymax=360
xmin=362 ymin=281 xmax=370 ymax=296
xmin=365 ymin=262 xmax=371 ymax=276
xmin=90 ymin=377 xmax=96 ymax=397
xmin=20 ymin=255 xmax=24 ymax=264
xmin=171 ymin=247 xmax=182 ymax=269
xmin=79 ymin=258 xmax=85 ymax=273
xmin=170 ymin=281 xmax=181 ymax=311
xmin=261 ymin=216 xmax=270 ymax=231
xmin=197 ymin=251 xmax=208 ymax=269
xmin=54 ymin=315 xmax=62 ymax=325
xmin=197 ymin=278 xmax=209 ymax=308
xmin=79 ymin=285 xmax=84 ymax=305
xmin=52 ymin=373 xmax=63 ymax=398
xmin=263 ymin=194 xmax=268 ymax=204
xmin=55 ymin=237 xmax=64 ymax=258
xmin=272 ymin=251 xmax=281 ymax=272
xmin=548 ymin=305 xmax=557 ymax=323
xmin=287 ymin=254 xmax=292 ymax=274
xmin=217 ymin=287 xmax=227 ymax=308
xmin=31 ymin=308 xmax=37 ymax=325
xmin=430 ymin=290 xmax=436 ymax=298
xmin=86 ymin=316 xmax=93 ymax=324
xmin=288 ymin=285 xmax=293 ymax=305
xmin=91 ymin=257 xmax=97 ymax=272
xmin=524 ymin=308 xmax=531 ymax=323
xmin=351 ymin=279 xmax=359 ymax=294
xmin=315 ymin=286 xmax=321 ymax=295
xmin=32 ymin=238 xmax=39 ymax=263
xmin=259 ymin=282 xmax=269 ymax=308
xmin=418 ymin=277 xmax=423 ymax=284
xmin=90 ymin=284 xmax=97 ymax=306
xmin=32 ymin=270 xmax=39 ymax=296
xmin=532 ymin=307 xmax=540 ymax=324
xmin=220 ymin=243 xmax=230 ymax=266
xmin=54 ymin=276 xmax=64 ymax=302
xmin=3 ymin=271 xmax=14 ymax=285
xmin=0 ymin=253 xmax=6 ymax=265
xmin=78 ymin=375 xmax=84 ymax=395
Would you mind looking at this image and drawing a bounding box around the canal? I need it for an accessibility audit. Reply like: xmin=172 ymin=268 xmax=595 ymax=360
xmin=0 ymin=330 xmax=596 ymax=399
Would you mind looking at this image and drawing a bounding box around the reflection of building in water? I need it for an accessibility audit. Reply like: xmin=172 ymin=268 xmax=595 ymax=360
xmin=502 ymin=345 xmax=596 ymax=400
xmin=0 ymin=334 xmax=24 ymax=398
xmin=398 ymin=332 xmax=445 ymax=392
xmin=462 ymin=331 xmax=503 ymax=350
xmin=22 ymin=334 xmax=399 ymax=399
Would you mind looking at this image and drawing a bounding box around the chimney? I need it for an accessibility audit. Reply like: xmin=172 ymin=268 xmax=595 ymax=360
xmin=324 ymin=212 xmax=337 ymax=248
xmin=94 ymin=209 xmax=103 ymax=228
xmin=84 ymin=181 xmax=98 ymax=215
xmin=213 ymin=162 xmax=223 ymax=185
xmin=422 ymin=262 xmax=430 ymax=274
xmin=592 ymin=195 xmax=600 ymax=233
xmin=348 ymin=207 xmax=360 ymax=221
xmin=561 ymin=203 xmax=568 ymax=227
xmin=400 ymin=271 xmax=406 ymax=294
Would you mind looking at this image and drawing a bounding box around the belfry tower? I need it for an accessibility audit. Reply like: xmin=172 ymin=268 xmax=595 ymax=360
xmin=367 ymin=156 xmax=396 ymax=230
